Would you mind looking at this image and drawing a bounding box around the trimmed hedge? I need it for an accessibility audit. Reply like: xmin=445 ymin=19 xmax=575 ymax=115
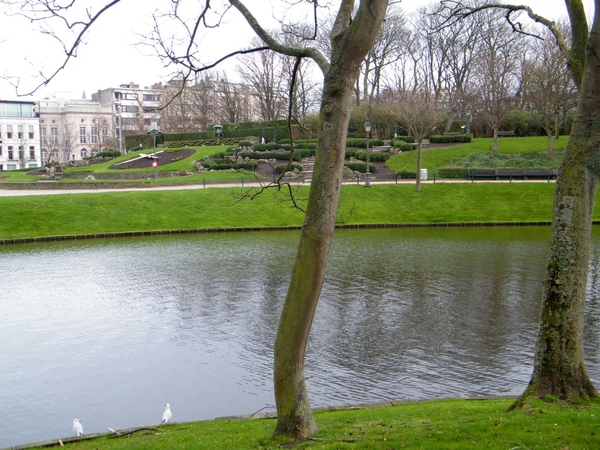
xmin=201 ymin=159 xmax=257 ymax=171
xmin=275 ymin=163 xmax=303 ymax=174
xmin=345 ymin=149 xmax=389 ymax=162
xmin=429 ymin=134 xmax=473 ymax=143
xmin=346 ymin=138 xmax=385 ymax=148
xmin=345 ymin=161 xmax=376 ymax=173
xmin=390 ymin=138 xmax=411 ymax=151
xmin=396 ymin=171 xmax=417 ymax=179
xmin=238 ymin=150 xmax=314 ymax=162
xmin=438 ymin=168 xmax=469 ymax=179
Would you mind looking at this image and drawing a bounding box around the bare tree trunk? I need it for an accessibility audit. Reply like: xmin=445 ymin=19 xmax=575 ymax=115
xmin=273 ymin=0 xmax=388 ymax=439
xmin=511 ymin=0 xmax=600 ymax=407
xmin=546 ymin=125 xmax=554 ymax=158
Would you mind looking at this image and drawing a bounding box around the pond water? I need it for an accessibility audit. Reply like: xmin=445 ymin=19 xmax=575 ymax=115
xmin=1 ymin=226 xmax=600 ymax=447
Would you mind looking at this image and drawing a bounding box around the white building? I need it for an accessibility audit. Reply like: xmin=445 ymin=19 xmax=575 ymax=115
xmin=92 ymin=82 xmax=162 ymax=136
xmin=0 ymin=100 xmax=42 ymax=171
xmin=39 ymin=95 xmax=114 ymax=163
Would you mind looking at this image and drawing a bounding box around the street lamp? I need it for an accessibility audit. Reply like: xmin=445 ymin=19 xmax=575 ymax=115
xmin=147 ymin=121 xmax=161 ymax=181
xmin=364 ymin=119 xmax=372 ymax=188
xmin=116 ymin=104 xmax=123 ymax=155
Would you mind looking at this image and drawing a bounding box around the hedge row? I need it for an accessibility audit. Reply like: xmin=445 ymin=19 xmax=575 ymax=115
xmin=429 ymin=134 xmax=473 ymax=143
xmin=275 ymin=163 xmax=303 ymax=174
xmin=345 ymin=161 xmax=376 ymax=173
xmin=346 ymin=138 xmax=385 ymax=148
xmin=345 ymin=149 xmax=389 ymax=162
xmin=201 ymin=160 xmax=258 ymax=171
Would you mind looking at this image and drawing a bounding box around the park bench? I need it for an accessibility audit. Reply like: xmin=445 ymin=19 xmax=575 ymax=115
xmin=443 ymin=131 xmax=462 ymax=136
xmin=523 ymin=169 xmax=558 ymax=181
xmin=468 ymin=169 xmax=557 ymax=182
xmin=497 ymin=131 xmax=516 ymax=137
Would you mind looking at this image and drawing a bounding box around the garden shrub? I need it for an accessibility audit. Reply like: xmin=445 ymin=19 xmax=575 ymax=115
xmin=275 ymin=163 xmax=303 ymax=174
xmin=201 ymin=159 xmax=257 ymax=171
xmin=438 ymin=168 xmax=469 ymax=179
xmin=346 ymin=138 xmax=385 ymax=148
xmin=345 ymin=149 xmax=388 ymax=162
xmin=395 ymin=135 xmax=415 ymax=144
xmin=345 ymin=161 xmax=376 ymax=173
xmin=429 ymin=134 xmax=473 ymax=143
xmin=94 ymin=151 xmax=121 ymax=158
xmin=396 ymin=171 xmax=417 ymax=179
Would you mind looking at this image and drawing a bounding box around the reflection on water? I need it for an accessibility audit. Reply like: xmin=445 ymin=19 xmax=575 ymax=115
xmin=1 ymin=226 xmax=599 ymax=447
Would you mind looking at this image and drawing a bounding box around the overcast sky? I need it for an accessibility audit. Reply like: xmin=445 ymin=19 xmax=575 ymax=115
xmin=0 ymin=0 xmax=589 ymax=101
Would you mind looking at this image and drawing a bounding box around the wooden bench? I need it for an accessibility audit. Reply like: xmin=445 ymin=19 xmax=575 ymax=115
xmin=468 ymin=169 xmax=557 ymax=182
xmin=443 ymin=131 xmax=462 ymax=136
xmin=498 ymin=131 xmax=516 ymax=137
xmin=468 ymin=169 xmax=499 ymax=181
xmin=523 ymin=169 xmax=558 ymax=181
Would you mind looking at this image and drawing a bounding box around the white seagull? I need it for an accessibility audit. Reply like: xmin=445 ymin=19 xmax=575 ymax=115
xmin=162 ymin=403 xmax=172 ymax=423
xmin=72 ymin=419 xmax=84 ymax=437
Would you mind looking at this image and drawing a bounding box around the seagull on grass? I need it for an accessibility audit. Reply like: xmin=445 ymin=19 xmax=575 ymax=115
xmin=72 ymin=419 xmax=83 ymax=436
xmin=162 ymin=403 xmax=172 ymax=423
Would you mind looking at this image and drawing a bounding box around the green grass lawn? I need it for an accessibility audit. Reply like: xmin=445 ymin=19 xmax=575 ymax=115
xmin=23 ymin=397 xmax=600 ymax=450
xmin=0 ymin=183 xmax=593 ymax=240
xmin=387 ymin=136 xmax=569 ymax=175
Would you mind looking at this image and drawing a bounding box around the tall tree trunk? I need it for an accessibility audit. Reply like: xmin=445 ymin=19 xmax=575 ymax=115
xmin=272 ymin=0 xmax=388 ymax=439
xmin=511 ymin=0 xmax=600 ymax=408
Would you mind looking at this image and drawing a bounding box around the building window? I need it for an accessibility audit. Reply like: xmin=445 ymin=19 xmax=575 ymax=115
xmin=18 ymin=145 xmax=24 ymax=160
xmin=40 ymin=127 xmax=46 ymax=144
xmin=143 ymin=94 xmax=159 ymax=102
xmin=8 ymin=146 xmax=14 ymax=159
xmin=101 ymin=127 xmax=108 ymax=139
xmin=91 ymin=127 xmax=98 ymax=144
xmin=17 ymin=125 xmax=23 ymax=139
xmin=7 ymin=125 xmax=12 ymax=139
xmin=124 ymin=93 xmax=138 ymax=100
xmin=50 ymin=127 xmax=58 ymax=144
xmin=42 ymin=151 xmax=48 ymax=159
xmin=29 ymin=146 xmax=35 ymax=160
xmin=122 ymin=105 xmax=139 ymax=113
xmin=28 ymin=125 xmax=34 ymax=139
xmin=51 ymin=151 xmax=59 ymax=158
xmin=0 ymin=146 xmax=2 ymax=155
xmin=79 ymin=127 xmax=87 ymax=144
xmin=81 ymin=149 xmax=88 ymax=158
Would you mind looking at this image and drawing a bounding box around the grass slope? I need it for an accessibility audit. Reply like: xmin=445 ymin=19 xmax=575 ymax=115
xmin=0 ymin=183 xmax=593 ymax=240
xmin=387 ymin=136 xmax=569 ymax=174
xmin=22 ymin=398 xmax=600 ymax=450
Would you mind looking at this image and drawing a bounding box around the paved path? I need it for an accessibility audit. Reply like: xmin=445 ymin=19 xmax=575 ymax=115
xmin=0 ymin=178 xmax=555 ymax=197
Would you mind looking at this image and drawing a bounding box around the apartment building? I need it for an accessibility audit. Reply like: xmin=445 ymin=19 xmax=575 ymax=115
xmin=38 ymin=95 xmax=114 ymax=163
xmin=0 ymin=100 xmax=42 ymax=171
xmin=92 ymin=82 xmax=162 ymax=135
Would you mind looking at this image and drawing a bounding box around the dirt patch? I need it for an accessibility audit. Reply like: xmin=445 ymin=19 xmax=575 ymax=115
xmin=109 ymin=149 xmax=195 ymax=170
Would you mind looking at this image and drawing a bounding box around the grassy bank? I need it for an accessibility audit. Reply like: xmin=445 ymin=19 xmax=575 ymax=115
xmin=387 ymin=136 xmax=568 ymax=174
xmin=19 ymin=397 xmax=600 ymax=449
xmin=0 ymin=183 xmax=591 ymax=240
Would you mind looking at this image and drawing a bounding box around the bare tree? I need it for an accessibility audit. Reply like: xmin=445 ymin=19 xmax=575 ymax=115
xmin=237 ymin=36 xmax=288 ymax=122
xmin=357 ymin=7 xmax=408 ymax=106
xmin=442 ymin=0 xmax=599 ymax=407
xmin=523 ymin=22 xmax=577 ymax=156
xmin=387 ymin=91 xmax=447 ymax=192
xmin=470 ymin=7 xmax=524 ymax=150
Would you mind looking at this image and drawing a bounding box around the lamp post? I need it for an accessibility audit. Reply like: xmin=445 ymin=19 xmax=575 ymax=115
xmin=147 ymin=121 xmax=161 ymax=181
xmin=116 ymin=104 xmax=123 ymax=155
xmin=364 ymin=119 xmax=372 ymax=188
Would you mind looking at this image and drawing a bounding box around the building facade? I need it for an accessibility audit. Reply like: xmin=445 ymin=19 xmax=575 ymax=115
xmin=92 ymin=82 xmax=162 ymax=137
xmin=38 ymin=95 xmax=114 ymax=163
xmin=0 ymin=100 xmax=42 ymax=171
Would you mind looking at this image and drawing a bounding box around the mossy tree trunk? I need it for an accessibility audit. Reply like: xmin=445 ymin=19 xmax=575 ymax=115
xmin=271 ymin=0 xmax=388 ymax=439
xmin=512 ymin=0 xmax=599 ymax=407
